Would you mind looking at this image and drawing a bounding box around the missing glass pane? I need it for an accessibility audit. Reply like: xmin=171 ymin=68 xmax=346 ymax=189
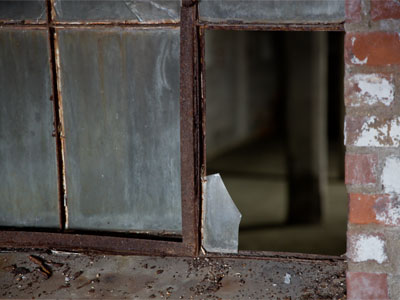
xmin=205 ymin=30 xmax=346 ymax=255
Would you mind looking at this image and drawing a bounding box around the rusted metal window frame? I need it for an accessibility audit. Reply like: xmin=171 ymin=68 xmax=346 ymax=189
xmin=197 ymin=5 xmax=345 ymax=257
xmin=0 ymin=0 xmax=200 ymax=257
xmin=0 ymin=0 xmax=344 ymax=258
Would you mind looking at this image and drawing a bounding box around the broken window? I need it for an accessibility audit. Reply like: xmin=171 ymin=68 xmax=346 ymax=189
xmin=0 ymin=0 xmax=198 ymax=256
xmin=204 ymin=30 xmax=346 ymax=255
xmin=0 ymin=0 xmax=346 ymax=258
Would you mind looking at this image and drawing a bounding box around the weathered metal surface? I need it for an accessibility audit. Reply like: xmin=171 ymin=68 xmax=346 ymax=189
xmin=0 ymin=231 xmax=190 ymax=256
xmin=180 ymin=0 xmax=201 ymax=256
xmin=202 ymin=174 xmax=241 ymax=253
xmin=56 ymin=28 xmax=182 ymax=233
xmin=0 ymin=0 xmax=47 ymax=23
xmin=53 ymin=0 xmax=181 ymax=23
xmin=0 ymin=250 xmax=346 ymax=299
xmin=0 ymin=29 xmax=59 ymax=228
xmin=198 ymin=0 xmax=345 ymax=24
xmin=200 ymin=23 xmax=345 ymax=31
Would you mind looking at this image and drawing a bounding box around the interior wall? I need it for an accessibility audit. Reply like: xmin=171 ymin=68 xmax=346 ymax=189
xmin=205 ymin=31 xmax=281 ymax=159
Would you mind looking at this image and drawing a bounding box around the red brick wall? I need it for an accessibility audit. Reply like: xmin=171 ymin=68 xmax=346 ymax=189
xmin=345 ymin=0 xmax=400 ymax=299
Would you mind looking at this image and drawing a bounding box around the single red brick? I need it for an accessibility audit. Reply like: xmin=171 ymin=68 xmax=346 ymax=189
xmin=349 ymin=194 xmax=392 ymax=225
xmin=346 ymin=0 xmax=362 ymax=23
xmin=371 ymin=0 xmax=400 ymax=21
xmin=345 ymin=154 xmax=377 ymax=185
xmin=345 ymin=32 xmax=400 ymax=66
xmin=347 ymin=272 xmax=389 ymax=300
xmin=345 ymin=115 xmax=400 ymax=147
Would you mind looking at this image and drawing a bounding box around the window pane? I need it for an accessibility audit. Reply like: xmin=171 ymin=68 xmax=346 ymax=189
xmin=57 ymin=28 xmax=182 ymax=233
xmin=0 ymin=1 xmax=47 ymax=22
xmin=199 ymin=0 xmax=344 ymax=24
xmin=0 ymin=29 xmax=59 ymax=228
xmin=54 ymin=0 xmax=180 ymax=23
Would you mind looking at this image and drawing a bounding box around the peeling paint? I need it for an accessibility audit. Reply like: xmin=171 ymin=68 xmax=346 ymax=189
xmin=351 ymin=55 xmax=368 ymax=65
xmin=352 ymin=235 xmax=387 ymax=264
xmin=355 ymin=116 xmax=400 ymax=147
xmin=348 ymin=74 xmax=394 ymax=106
xmin=375 ymin=194 xmax=400 ymax=226
xmin=382 ymin=157 xmax=400 ymax=193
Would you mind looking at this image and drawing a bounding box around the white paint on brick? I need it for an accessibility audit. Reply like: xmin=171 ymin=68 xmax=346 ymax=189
xmin=353 ymin=235 xmax=387 ymax=264
xmin=375 ymin=194 xmax=400 ymax=226
xmin=382 ymin=157 xmax=400 ymax=193
xmin=351 ymin=55 xmax=368 ymax=65
xmin=351 ymin=37 xmax=356 ymax=46
xmin=349 ymin=74 xmax=394 ymax=106
xmin=355 ymin=116 xmax=400 ymax=147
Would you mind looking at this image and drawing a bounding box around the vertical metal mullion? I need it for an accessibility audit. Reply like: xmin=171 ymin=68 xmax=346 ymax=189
xmin=198 ymin=26 xmax=206 ymax=254
xmin=180 ymin=0 xmax=201 ymax=256
xmin=46 ymin=0 xmax=67 ymax=231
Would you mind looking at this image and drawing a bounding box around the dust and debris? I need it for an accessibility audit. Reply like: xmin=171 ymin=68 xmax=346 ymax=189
xmin=29 ymin=255 xmax=52 ymax=278
xmin=284 ymin=273 xmax=291 ymax=284
xmin=0 ymin=250 xmax=346 ymax=299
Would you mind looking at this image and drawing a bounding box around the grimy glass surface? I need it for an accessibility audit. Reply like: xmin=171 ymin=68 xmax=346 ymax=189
xmin=199 ymin=0 xmax=344 ymax=23
xmin=54 ymin=0 xmax=180 ymax=22
xmin=57 ymin=28 xmax=182 ymax=233
xmin=0 ymin=1 xmax=47 ymax=22
xmin=0 ymin=29 xmax=59 ymax=227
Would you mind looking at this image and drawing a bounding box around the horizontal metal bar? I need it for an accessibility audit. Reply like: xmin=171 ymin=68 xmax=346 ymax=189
xmin=202 ymin=250 xmax=345 ymax=263
xmin=54 ymin=20 xmax=179 ymax=26
xmin=0 ymin=231 xmax=191 ymax=256
xmin=0 ymin=21 xmax=180 ymax=27
xmin=198 ymin=22 xmax=345 ymax=31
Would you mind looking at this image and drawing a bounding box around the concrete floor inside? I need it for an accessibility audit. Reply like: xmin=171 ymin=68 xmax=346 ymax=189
xmin=207 ymin=138 xmax=347 ymax=256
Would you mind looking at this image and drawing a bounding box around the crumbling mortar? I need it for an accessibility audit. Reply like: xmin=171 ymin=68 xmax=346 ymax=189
xmin=345 ymin=145 xmax=400 ymax=155
xmin=346 ymin=184 xmax=381 ymax=195
xmin=348 ymin=223 xmax=400 ymax=233
xmin=369 ymin=19 xmax=400 ymax=32
xmin=345 ymin=63 xmax=399 ymax=78
xmin=347 ymin=260 xmax=393 ymax=274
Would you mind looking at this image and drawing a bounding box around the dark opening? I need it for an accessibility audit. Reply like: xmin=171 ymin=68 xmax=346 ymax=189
xmin=205 ymin=31 xmax=346 ymax=255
